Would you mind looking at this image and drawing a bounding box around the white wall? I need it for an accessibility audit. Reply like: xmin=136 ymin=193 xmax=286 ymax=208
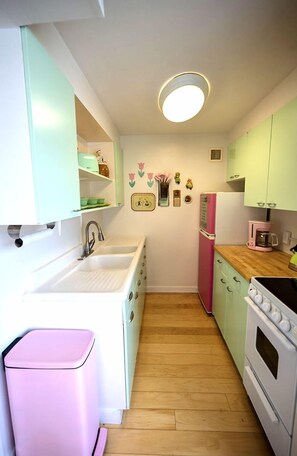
xmin=229 ymin=66 xmax=297 ymax=254
xmin=103 ymin=133 xmax=231 ymax=292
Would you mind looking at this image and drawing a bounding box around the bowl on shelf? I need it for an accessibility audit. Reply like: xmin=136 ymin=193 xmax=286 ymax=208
xmin=97 ymin=198 xmax=105 ymax=204
xmin=80 ymin=197 xmax=88 ymax=206
xmin=87 ymin=197 xmax=98 ymax=205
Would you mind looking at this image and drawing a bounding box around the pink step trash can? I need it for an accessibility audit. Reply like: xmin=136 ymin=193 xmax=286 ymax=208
xmin=3 ymin=329 xmax=107 ymax=456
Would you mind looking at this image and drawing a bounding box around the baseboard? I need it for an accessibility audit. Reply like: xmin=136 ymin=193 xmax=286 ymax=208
xmin=146 ymin=286 xmax=198 ymax=293
xmin=100 ymin=408 xmax=123 ymax=425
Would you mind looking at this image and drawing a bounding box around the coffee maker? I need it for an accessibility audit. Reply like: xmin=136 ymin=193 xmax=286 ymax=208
xmin=247 ymin=220 xmax=279 ymax=252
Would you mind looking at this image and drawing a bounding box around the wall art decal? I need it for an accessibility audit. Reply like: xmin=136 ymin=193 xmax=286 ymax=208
xmin=138 ymin=162 xmax=145 ymax=177
xmin=173 ymin=189 xmax=181 ymax=207
xmin=131 ymin=193 xmax=156 ymax=211
xmin=155 ymin=173 xmax=172 ymax=206
xmin=128 ymin=173 xmax=136 ymax=187
xmin=147 ymin=172 xmax=154 ymax=187
xmin=174 ymin=172 xmax=181 ymax=184
xmin=185 ymin=195 xmax=192 ymax=203
xmin=186 ymin=178 xmax=193 ymax=190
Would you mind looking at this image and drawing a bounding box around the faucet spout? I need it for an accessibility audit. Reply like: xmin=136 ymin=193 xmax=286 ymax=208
xmin=84 ymin=221 xmax=104 ymax=257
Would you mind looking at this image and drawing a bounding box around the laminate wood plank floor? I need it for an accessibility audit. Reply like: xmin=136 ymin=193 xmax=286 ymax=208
xmin=104 ymin=293 xmax=274 ymax=456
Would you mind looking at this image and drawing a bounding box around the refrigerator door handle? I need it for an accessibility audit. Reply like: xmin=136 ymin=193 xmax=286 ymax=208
xmin=199 ymin=228 xmax=215 ymax=240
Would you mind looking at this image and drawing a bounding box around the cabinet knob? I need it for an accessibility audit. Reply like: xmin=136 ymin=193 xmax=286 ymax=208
xmin=129 ymin=291 xmax=133 ymax=301
xmin=140 ymin=269 xmax=143 ymax=275
xmin=129 ymin=310 xmax=134 ymax=322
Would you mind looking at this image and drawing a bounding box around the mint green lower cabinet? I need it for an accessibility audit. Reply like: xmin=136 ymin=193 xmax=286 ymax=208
xmin=212 ymin=252 xmax=249 ymax=377
xmin=224 ymin=266 xmax=249 ymax=377
xmin=212 ymin=252 xmax=228 ymax=335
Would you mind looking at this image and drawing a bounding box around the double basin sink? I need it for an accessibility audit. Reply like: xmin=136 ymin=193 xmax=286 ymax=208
xmin=29 ymin=237 xmax=145 ymax=297
xmin=78 ymin=244 xmax=137 ymax=272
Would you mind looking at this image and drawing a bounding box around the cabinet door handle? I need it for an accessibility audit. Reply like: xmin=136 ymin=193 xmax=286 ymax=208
xmin=137 ymin=279 xmax=141 ymax=286
xmin=129 ymin=310 xmax=134 ymax=322
xmin=233 ymin=276 xmax=240 ymax=283
xmin=72 ymin=209 xmax=81 ymax=212
xmin=227 ymin=286 xmax=233 ymax=293
xmin=140 ymin=269 xmax=143 ymax=275
xmin=129 ymin=291 xmax=133 ymax=301
xmin=257 ymin=202 xmax=265 ymax=207
xmin=234 ymin=174 xmax=240 ymax=178
xmin=217 ymin=259 xmax=222 ymax=264
xmin=142 ymin=262 xmax=145 ymax=267
xmin=135 ymin=292 xmax=139 ymax=300
xmin=220 ymin=278 xmax=226 ymax=284
xmin=267 ymin=202 xmax=277 ymax=208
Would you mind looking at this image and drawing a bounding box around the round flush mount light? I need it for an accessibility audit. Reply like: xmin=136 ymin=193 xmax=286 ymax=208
xmin=158 ymin=72 xmax=210 ymax=123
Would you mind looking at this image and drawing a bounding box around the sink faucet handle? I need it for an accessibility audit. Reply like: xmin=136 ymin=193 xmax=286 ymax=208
xmin=98 ymin=226 xmax=104 ymax=241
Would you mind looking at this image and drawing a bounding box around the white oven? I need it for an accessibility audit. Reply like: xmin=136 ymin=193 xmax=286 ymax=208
xmin=244 ymin=277 xmax=297 ymax=456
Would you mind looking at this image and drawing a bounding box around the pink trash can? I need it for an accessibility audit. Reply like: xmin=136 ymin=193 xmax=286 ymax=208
xmin=4 ymin=329 xmax=107 ymax=456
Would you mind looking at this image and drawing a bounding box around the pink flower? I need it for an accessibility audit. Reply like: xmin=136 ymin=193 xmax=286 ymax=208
xmin=129 ymin=173 xmax=135 ymax=181
xmin=138 ymin=163 xmax=145 ymax=171
xmin=147 ymin=172 xmax=154 ymax=180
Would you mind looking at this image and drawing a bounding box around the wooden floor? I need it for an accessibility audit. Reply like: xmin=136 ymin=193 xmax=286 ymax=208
xmin=104 ymin=293 xmax=274 ymax=456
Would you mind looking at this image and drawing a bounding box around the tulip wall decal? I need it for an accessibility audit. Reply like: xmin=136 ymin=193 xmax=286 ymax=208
xmin=147 ymin=172 xmax=154 ymax=187
xmin=138 ymin=162 xmax=145 ymax=177
xmin=129 ymin=173 xmax=136 ymax=187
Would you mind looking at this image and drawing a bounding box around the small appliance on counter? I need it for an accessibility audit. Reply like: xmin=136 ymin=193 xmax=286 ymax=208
xmin=247 ymin=220 xmax=278 ymax=252
xmin=289 ymin=244 xmax=297 ymax=271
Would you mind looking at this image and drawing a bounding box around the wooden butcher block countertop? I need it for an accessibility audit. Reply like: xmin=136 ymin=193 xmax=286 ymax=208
xmin=214 ymin=245 xmax=297 ymax=282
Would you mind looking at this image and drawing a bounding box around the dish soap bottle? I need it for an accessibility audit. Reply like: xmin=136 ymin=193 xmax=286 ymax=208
xmin=289 ymin=244 xmax=297 ymax=272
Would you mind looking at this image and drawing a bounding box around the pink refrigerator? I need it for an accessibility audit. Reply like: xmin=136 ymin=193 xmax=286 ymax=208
xmin=198 ymin=192 xmax=261 ymax=313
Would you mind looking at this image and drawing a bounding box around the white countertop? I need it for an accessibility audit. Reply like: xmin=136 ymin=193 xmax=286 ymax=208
xmin=23 ymin=236 xmax=146 ymax=301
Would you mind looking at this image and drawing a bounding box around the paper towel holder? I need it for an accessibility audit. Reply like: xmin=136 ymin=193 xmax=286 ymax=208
xmin=7 ymin=223 xmax=55 ymax=248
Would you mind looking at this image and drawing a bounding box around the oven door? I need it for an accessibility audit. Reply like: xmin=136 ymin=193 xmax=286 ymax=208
xmin=245 ymin=297 xmax=297 ymax=435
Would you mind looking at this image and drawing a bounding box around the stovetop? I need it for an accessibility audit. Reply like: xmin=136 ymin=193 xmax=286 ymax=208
xmin=255 ymin=277 xmax=297 ymax=314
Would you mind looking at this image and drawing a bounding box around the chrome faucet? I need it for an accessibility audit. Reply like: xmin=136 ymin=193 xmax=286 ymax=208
xmin=84 ymin=221 xmax=104 ymax=257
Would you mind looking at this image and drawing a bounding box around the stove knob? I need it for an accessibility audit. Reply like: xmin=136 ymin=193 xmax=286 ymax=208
xmin=279 ymin=319 xmax=291 ymax=332
xmin=262 ymin=300 xmax=271 ymax=313
xmin=271 ymin=310 xmax=282 ymax=323
xmin=248 ymin=287 xmax=257 ymax=300
xmin=254 ymin=293 xmax=263 ymax=305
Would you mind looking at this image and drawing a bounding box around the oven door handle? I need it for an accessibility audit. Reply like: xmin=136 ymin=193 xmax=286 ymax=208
xmin=246 ymin=297 xmax=296 ymax=353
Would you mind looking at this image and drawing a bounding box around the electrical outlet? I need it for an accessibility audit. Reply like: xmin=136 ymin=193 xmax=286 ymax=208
xmin=282 ymin=230 xmax=292 ymax=245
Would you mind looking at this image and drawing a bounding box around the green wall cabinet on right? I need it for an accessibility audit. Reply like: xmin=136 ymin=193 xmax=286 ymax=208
xmin=242 ymin=97 xmax=297 ymax=211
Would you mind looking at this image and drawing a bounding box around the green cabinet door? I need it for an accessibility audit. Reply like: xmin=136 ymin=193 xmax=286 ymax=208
xmin=226 ymin=133 xmax=248 ymax=182
xmin=22 ymin=27 xmax=80 ymax=223
xmin=244 ymin=116 xmax=272 ymax=208
xmin=267 ymin=97 xmax=297 ymax=211
xmin=212 ymin=253 xmax=228 ymax=335
xmin=224 ymin=266 xmax=249 ymax=377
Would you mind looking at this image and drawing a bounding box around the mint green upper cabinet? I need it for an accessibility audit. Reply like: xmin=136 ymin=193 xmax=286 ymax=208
xmin=244 ymin=116 xmax=272 ymax=208
xmin=226 ymin=133 xmax=248 ymax=182
xmin=114 ymin=143 xmax=124 ymax=207
xmin=266 ymin=97 xmax=297 ymax=211
xmin=0 ymin=27 xmax=80 ymax=225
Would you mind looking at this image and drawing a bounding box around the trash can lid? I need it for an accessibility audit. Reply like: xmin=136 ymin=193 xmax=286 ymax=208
xmin=4 ymin=329 xmax=95 ymax=369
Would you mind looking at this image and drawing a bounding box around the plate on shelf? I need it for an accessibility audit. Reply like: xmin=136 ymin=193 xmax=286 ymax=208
xmin=80 ymin=203 xmax=111 ymax=210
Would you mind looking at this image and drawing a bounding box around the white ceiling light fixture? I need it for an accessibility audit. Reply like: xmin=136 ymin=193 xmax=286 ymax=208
xmin=158 ymin=72 xmax=210 ymax=123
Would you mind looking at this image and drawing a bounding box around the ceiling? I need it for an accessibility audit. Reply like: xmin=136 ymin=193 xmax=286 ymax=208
xmin=2 ymin=0 xmax=297 ymax=136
